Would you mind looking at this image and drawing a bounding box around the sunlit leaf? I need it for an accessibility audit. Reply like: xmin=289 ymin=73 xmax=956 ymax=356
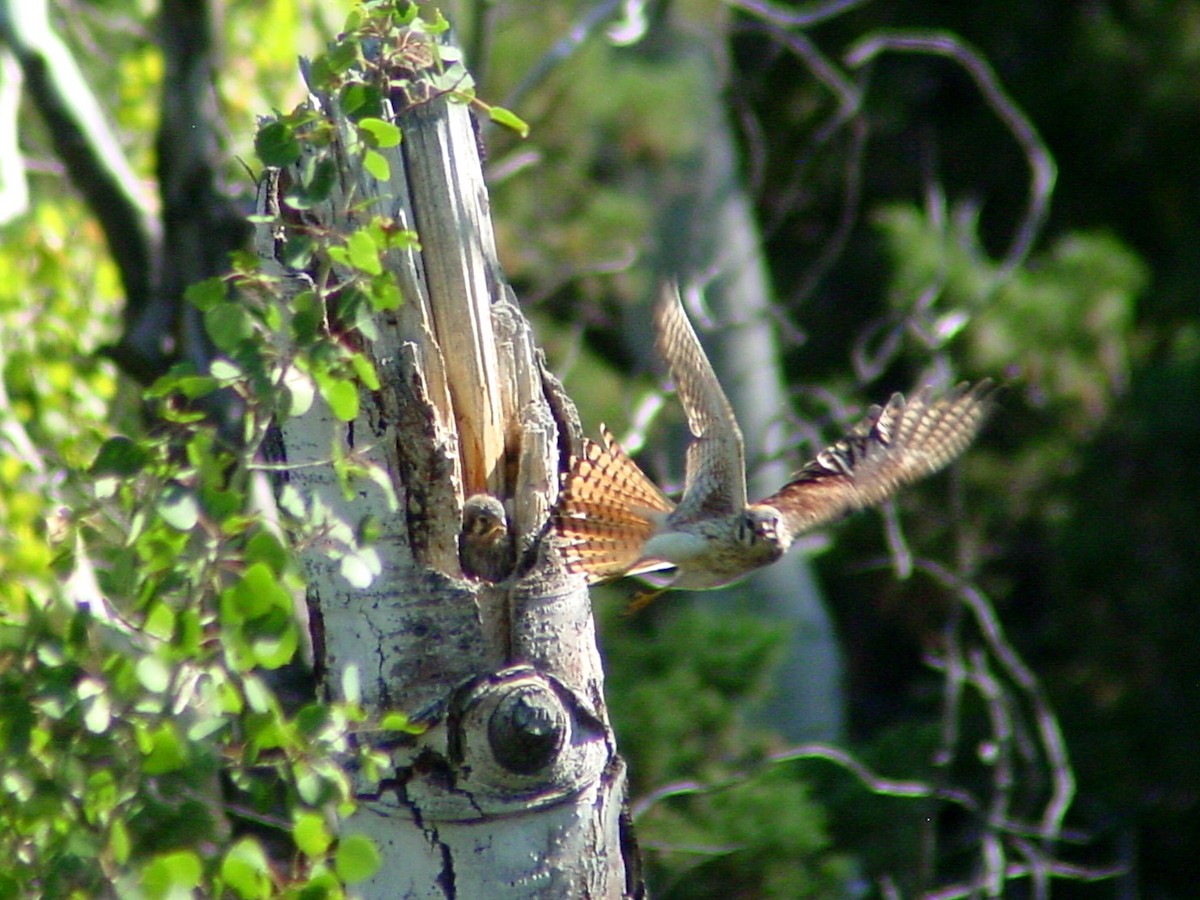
xmin=319 ymin=377 xmax=360 ymax=422
xmin=142 ymin=849 xmax=203 ymax=897
xmin=488 ymin=105 xmax=530 ymax=138
xmin=157 ymin=483 xmax=199 ymax=532
xmin=293 ymin=810 xmax=333 ymax=857
xmin=221 ymin=838 xmax=272 ymax=900
xmin=136 ymin=657 xmax=171 ymax=694
xmin=363 ymin=149 xmax=391 ymax=181
xmin=345 ymin=229 xmax=383 ymax=275
xmin=335 ymin=835 xmax=381 ymax=884
xmin=358 ymin=117 xmax=401 ymax=148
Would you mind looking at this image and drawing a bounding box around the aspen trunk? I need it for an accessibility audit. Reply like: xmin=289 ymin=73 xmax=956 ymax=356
xmin=253 ymin=27 xmax=640 ymax=899
xmin=645 ymin=15 xmax=846 ymax=741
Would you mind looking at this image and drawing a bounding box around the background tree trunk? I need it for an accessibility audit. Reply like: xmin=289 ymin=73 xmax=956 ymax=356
xmin=636 ymin=14 xmax=845 ymax=741
xmin=253 ymin=29 xmax=640 ymax=900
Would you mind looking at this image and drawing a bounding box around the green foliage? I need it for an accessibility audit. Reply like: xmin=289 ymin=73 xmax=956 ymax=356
xmin=601 ymin=605 xmax=852 ymax=897
xmin=8 ymin=0 xmax=1199 ymax=895
xmin=0 ymin=386 xmax=389 ymax=895
xmin=876 ymin=204 xmax=1146 ymax=431
xmin=0 ymin=3 xmax=476 ymax=894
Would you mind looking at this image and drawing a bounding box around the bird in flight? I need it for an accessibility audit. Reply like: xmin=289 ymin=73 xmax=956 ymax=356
xmin=552 ymin=284 xmax=992 ymax=606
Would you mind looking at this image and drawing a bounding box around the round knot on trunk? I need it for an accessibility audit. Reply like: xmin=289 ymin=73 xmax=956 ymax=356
xmin=488 ymin=683 xmax=567 ymax=775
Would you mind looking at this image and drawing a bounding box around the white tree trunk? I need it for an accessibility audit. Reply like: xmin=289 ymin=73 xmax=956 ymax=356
xmin=646 ymin=15 xmax=846 ymax=741
xmin=254 ymin=30 xmax=639 ymax=899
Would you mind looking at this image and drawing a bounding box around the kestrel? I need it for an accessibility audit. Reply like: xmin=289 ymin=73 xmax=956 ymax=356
xmin=552 ymin=284 xmax=992 ymax=600
xmin=459 ymin=494 xmax=515 ymax=583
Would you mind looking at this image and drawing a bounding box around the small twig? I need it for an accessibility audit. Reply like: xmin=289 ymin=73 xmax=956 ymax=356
xmin=729 ymin=0 xmax=873 ymax=28
xmin=923 ymin=857 xmax=1124 ymax=900
xmin=500 ymin=0 xmax=630 ymax=114
xmin=631 ymin=741 xmax=980 ymax=822
xmin=844 ymin=29 xmax=1056 ymax=276
xmin=733 ymin=15 xmax=868 ymax=304
xmin=919 ymin=560 xmax=1077 ymax=842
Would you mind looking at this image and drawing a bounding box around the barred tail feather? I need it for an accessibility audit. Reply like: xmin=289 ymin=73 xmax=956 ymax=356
xmin=552 ymin=426 xmax=675 ymax=583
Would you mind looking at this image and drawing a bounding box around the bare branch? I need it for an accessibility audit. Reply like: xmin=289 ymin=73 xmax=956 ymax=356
xmin=729 ymin=0 xmax=873 ymax=28
xmin=500 ymin=0 xmax=632 ymax=115
xmin=630 ymin=741 xmax=980 ymax=822
xmin=0 ymin=0 xmax=160 ymax=325
xmin=919 ymin=560 xmax=1077 ymax=841
xmin=0 ymin=49 xmax=27 ymax=223
xmin=844 ymin=29 xmax=1057 ymax=275
xmin=732 ymin=14 xmax=869 ymax=305
xmin=924 ymin=856 xmax=1124 ymax=900
xmin=152 ymin=0 xmax=250 ymax=378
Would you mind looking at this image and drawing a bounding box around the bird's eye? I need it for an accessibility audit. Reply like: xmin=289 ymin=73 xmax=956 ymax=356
xmin=736 ymin=515 xmax=762 ymax=546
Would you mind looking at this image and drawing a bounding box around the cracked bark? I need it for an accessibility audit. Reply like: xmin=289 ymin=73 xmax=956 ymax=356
xmin=254 ymin=30 xmax=640 ymax=900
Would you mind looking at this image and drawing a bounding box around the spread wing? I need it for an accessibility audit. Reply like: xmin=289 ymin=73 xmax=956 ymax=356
xmin=654 ymin=284 xmax=747 ymax=522
xmin=758 ymin=381 xmax=993 ymax=539
xmin=552 ymin=426 xmax=676 ymax=583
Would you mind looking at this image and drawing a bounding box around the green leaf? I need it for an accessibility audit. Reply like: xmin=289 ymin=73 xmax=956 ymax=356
xmin=174 ymin=375 xmax=220 ymax=399
xmin=350 ymin=353 xmax=380 ymax=390
xmin=185 ymin=277 xmax=228 ymax=311
xmin=380 ymin=711 xmax=425 ymax=734
xmin=295 ymin=764 xmax=327 ymax=806
xmin=80 ymin=681 xmax=111 ymax=733
xmin=290 ymin=291 xmax=321 ymax=342
xmin=363 ymin=149 xmax=391 ymax=182
xmin=142 ymin=849 xmax=203 ymax=898
xmin=488 ymin=105 xmax=530 ymax=138
xmin=289 ymin=155 xmax=337 ymax=207
xmin=158 ymin=483 xmax=199 ymax=531
xmin=367 ymin=277 xmax=403 ymax=311
xmin=252 ymin=625 xmax=299 ymax=670
xmin=245 ymin=530 xmax=289 ymax=575
xmin=334 ymin=835 xmax=381 ymax=884
xmin=109 ymin=818 xmax=131 ymax=865
xmin=358 ymin=117 xmax=401 ymax=148
xmin=283 ymin=366 xmax=316 ymax=418
xmin=282 ymin=233 xmax=315 ymax=269
xmin=141 ymin=721 xmax=189 ymax=774
xmin=90 ymin=436 xmax=149 ymax=477
xmin=209 ymin=359 xmax=243 ymax=382
xmin=227 ymin=563 xmax=289 ymax=619
xmin=136 ymin=656 xmax=171 ymax=694
xmin=221 ymin=837 xmax=272 ymax=900
xmin=204 ymin=303 xmax=255 ymax=353
xmin=144 ymin=601 xmax=176 ymax=642
xmin=255 ymin=120 xmax=301 ymax=167
xmin=325 ymin=37 xmax=361 ymax=75
xmin=145 ymin=363 xmax=199 ymax=398
xmin=319 ymin=377 xmax=360 ymax=422
xmin=293 ymin=810 xmax=333 ymax=858
xmin=345 ymin=229 xmax=383 ymax=275
xmin=176 ymin=608 xmax=202 ymax=655
xmin=339 ymin=81 xmax=383 ymax=120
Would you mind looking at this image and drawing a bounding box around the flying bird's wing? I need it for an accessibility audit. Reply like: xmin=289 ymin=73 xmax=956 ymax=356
xmin=758 ymin=381 xmax=993 ymax=539
xmin=654 ymin=284 xmax=747 ymax=521
xmin=552 ymin=426 xmax=676 ymax=584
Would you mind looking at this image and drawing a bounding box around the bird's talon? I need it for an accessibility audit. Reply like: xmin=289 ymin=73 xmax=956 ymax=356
xmin=625 ymin=587 xmax=667 ymax=615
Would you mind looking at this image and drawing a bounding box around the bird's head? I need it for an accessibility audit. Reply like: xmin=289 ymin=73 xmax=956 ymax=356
xmin=738 ymin=505 xmax=789 ymax=560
